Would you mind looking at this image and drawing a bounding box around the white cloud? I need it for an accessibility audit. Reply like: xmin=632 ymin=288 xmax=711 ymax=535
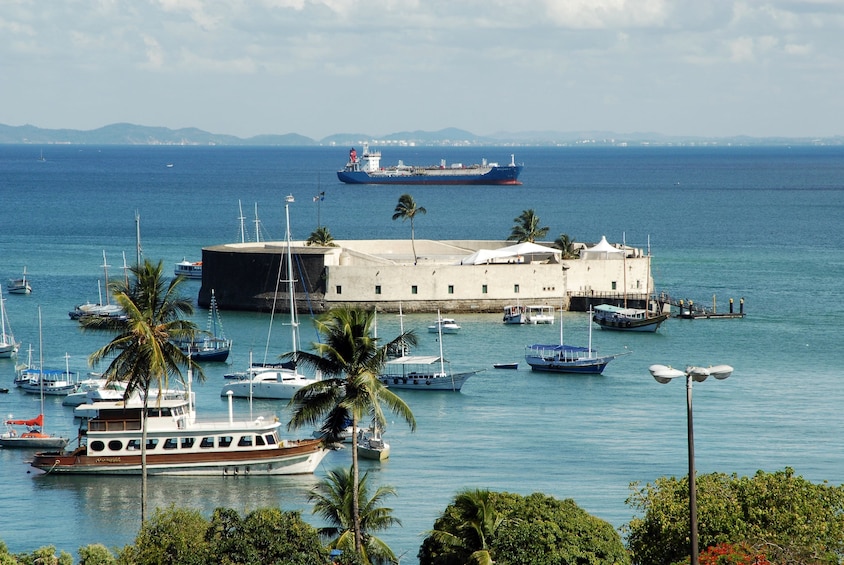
xmin=0 ymin=0 xmax=842 ymax=138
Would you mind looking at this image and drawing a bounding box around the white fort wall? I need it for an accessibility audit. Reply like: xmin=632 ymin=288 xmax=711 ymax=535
xmin=199 ymin=239 xmax=654 ymax=313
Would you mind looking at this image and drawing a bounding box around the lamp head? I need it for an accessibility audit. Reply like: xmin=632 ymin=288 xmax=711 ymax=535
xmin=649 ymin=364 xmax=684 ymax=384
xmin=708 ymin=364 xmax=733 ymax=380
xmin=689 ymin=366 xmax=710 ymax=382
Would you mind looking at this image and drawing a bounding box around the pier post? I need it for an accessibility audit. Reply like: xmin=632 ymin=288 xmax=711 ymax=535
xmin=729 ymin=298 xmax=734 ymax=314
xmin=740 ymin=298 xmax=744 ymax=315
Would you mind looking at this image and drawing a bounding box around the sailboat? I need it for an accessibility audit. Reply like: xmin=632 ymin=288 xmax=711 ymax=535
xmin=525 ymin=307 xmax=630 ymax=374
xmin=0 ymin=308 xmax=69 ymax=449
xmin=592 ymin=236 xmax=669 ymax=332
xmin=220 ymin=195 xmax=319 ymax=400
xmin=7 ymin=266 xmax=32 ymax=294
xmin=68 ymin=252 xmax=126 ymax=321
xmin=175 ymin=289 xmax=232 ymax=362
xmin=356 ymin=419 xmax=390 ymax=461
xmin=378 ymin=308 xmax=481 ymax=391
xmin=0 ymin=286 xmax=20 ymax=357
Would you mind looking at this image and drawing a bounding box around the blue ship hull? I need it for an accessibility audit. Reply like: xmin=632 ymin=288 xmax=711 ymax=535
xmin=337 ymin=165 xmax=523 ymax=185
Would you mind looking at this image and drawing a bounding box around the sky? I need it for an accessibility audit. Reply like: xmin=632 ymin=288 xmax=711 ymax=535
xmin=2 ymin=0 xmax=843 ymax=140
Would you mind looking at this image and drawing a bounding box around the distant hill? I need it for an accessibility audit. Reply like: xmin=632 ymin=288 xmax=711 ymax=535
xmin=0 ymin=123 xmax=317 ymax=146
xmin=0 ymin=122 xmax=841 ymax=147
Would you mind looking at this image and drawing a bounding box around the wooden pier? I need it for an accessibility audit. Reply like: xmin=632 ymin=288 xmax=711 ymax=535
xmin=659 ymin=294 xmax=746 ymax=319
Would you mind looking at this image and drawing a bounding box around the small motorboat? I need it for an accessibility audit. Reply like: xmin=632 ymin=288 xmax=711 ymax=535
xmin=428 ymin=317 xmax=461 ymax=334
xmin=493 ymin=363 xmax=519 ymax=370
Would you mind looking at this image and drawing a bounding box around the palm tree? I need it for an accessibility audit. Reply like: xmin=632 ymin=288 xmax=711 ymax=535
xmin=507 ymin=209 xmax=549 ymax=243
xmin=553 ymin=232 xmax=579 ymax=259
xmin=84 ymin=259 xmax=204 ymax=522
xmin=309 ymin=466 xmax=401 ymax=565
xmin=426 ymin=489 xmax=504 ymax=565
xmin=286 ymin=307 xmax=416 ymax=556
xmin=392 ymin=193 xmax=426 ymax=265
xmin=307 ymin=225 xmax=337 ymax=247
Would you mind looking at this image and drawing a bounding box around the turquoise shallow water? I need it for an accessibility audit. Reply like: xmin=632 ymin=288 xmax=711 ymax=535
xmin=0 ymin=144 xmax=843 ymax=562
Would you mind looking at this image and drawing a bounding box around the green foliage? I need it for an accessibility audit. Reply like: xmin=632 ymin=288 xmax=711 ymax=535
xmin=77 ymin=544 xmax=116 ymax=565
xmin=8 ymin=545 xmax=73 ymax=565
xmin=307 ymin=226 xmax=337 ymax=247
xmin=123 ymin=506 xmax=210 ymax=565
xmin=85 ymin=259 xmax=205 ymax=521
xmin=391 ymin=193 xmax=426 ymax=264
xmin=625 ymin=467 xmax=844 ymax=565
xmin=287 ymin=307 xmax=416 ymax=554
xmin=553 ymin=233 xmax=579 ymax=259
xmin=507 ymin=209 xmax=549 ymax=243
xmin=419 ymin=490 xmax=629 ymax=565
xmin=309 ymin=466 xmax=401 ymax=565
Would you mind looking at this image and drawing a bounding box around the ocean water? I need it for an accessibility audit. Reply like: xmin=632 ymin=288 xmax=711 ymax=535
xmin=1 ymin=144 xmax=843 ymax=562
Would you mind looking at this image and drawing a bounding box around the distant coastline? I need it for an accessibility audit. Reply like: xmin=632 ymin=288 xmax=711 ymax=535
xmin=1 ymin=122 xmax=841 ymax=148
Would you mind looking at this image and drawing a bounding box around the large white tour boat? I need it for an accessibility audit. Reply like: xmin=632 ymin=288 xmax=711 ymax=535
xmin=30 ymin=385 xmax=327 ymax=476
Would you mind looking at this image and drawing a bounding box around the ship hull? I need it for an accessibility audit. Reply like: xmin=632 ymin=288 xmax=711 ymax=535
xmin=337 ymin=166 xmax=523 ymax=185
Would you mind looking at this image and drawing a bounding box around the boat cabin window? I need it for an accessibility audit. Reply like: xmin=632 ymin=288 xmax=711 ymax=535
xmin=238 ymin=436 xmax=253 ymax=447
xmin=219 ymin=436 xmax=233 ymax=448
xmin=146 ymin=439 xmax=159 ymax=450
xmin=90 ymin=440 xmax=105 ymax=452
xmin=255 ymin=435 xmax=266 ymax=446
xmin=181 ymin=438 xmax=195 ymax=449
xmin=127 ymin=439 xmax=141 ymax=450
xmin=108 ymin=440 xmax=123 ymax=451
xmin=164 ymin=438 xmax=178 ymax=450
xmin=265 ymin=434 xmax=278 ymax=445
xmin=200 ymin=436 xmax=215 ymax=448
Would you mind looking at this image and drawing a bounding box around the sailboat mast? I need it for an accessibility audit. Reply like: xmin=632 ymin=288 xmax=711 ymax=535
xmin=238 ymin=200 xmax=246 ymax=243
xmin=135 ymin=210 xmax=142 ymax=267
xmin=285 ymin=195 xmax=299 ymax=356
xmin=38 ymin=307 xmax=45 ymax=433
xmin=0 ymin=286 xmax=6 ymax=343
xmin=101 ymin=251 xmax=110 ymax=306
xmin=622 ymin=232 xmax=628 ymax=309
xmin=254 ymin=203 xmax=261 ymax=244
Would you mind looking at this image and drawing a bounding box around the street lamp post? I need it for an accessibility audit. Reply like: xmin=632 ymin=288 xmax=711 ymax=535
xmin=649 ymin=363 xmax=733 ymax=565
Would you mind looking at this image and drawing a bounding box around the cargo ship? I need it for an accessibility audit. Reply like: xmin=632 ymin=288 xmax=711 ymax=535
xmin=337 ymin=143 xmax=523 ymax=185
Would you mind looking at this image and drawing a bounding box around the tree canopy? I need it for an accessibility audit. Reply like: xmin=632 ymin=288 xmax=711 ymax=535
xmin=507 ymin=209 xmax=549 ymax=243
xmin=625 ymin=467 xmax=844 ymax=565
xmin=392 ymin=193 xmax=426 ymax=264
xmin=419 ymin=490 xmax=629 ymax=565
xmin=309 ymin=466 xmax=401 ymax=565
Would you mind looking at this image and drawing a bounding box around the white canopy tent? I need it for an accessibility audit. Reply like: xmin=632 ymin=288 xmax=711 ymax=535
xmin=580 ymin=236 xmax=625 ymax=260
xmin=457 ymin=242 xmax=560 ymax=265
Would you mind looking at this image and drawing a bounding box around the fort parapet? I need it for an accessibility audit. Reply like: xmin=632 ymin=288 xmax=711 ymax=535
xmin=197 ymin=238 xmax=655 ymax=314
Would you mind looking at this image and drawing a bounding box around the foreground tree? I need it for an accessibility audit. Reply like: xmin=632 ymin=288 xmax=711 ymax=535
xmin=206 ymin=507 xmax=327 ymax=565
xmin=626 ymin=467 xmax=844 ymax=565
xmin=392 ymin=193 xmax=426 ymax=264
xmin=310 ymin=466 xmax=401 ymax=565
xmin=286 ymin=307 xmax=416 ymax=557
xmin=419 ymin=490 xmax=628 ymax=565
xmin=115 ymin=505 xmax=326 ymax=565
xmin=85 ymin=259 xmax=204 ymax=522
xmin=507 ymin=209 xmax=549 ymax=243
